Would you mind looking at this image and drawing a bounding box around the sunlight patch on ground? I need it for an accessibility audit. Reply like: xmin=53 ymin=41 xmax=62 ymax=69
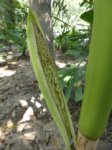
xmin=0 ymin=66 xmax=16 ymax=77
xmin=19 ymin=107 xmax=34 ymax=122
xmin=30 ymin=96 xmax=35 ymax=103
xmin=17 ymin=121 xmax=37 ymax=141
xmin=55 ymin=60 xmax=66 ymax=68
xmin=21 ymin=131 xmax=37 ymax=140
xmin=6 ymin=119 xmax=15 ymax=129
xmin=20 ymin=100 xmax=28 ymax=107
xmin=17 ymin=122 xmax=32 ymax=132
xmin=10 ymin=61 xmax=17 ymax=65
xmin=35 ymin=101 xmax=41 ymax=108
xmin=19 ymin=96 xmax=47 ymax=123
xmin=16 ymin=96 xmax=48 ymax=141
xmin=42 ymin=108 xmax=47 ymax=112
xmin=75 ymin=61 xmax=86 ymax=67
xmin=30 ymin=96 xmax=42 ymax=108
xmin=55 ymin=59 xmax=86 ymax=69
xmin=0 ymin=127 xmax=5 ymax=140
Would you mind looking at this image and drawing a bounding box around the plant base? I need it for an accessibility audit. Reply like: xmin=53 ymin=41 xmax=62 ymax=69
xmin=76 ymin=131 xmax=98 ymax=150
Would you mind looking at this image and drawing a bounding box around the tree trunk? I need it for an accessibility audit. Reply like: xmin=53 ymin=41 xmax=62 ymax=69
xmin=28 ymin=0 xmax=54 ymax=59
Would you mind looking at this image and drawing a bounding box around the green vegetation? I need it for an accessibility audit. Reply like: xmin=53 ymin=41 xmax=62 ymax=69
xmin=53 ymin=0 xmax=92 ymax=103
xmin=27 ymin=9 xmax=76 ymax=149
xmin=0 ymin=0 xmax=27 ymax=55
xmin=1 ymin=0 xmax=112 ymax=149
xmin=79 ymin=0 xmax=112 ymax=140
xmin=0 ymin=0 xmax=91 ymax=102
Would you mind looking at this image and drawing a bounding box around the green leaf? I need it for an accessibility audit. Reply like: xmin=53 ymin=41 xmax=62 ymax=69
xmin=65 ymin=50 xmax=82 ymax=57
xmin=27 ymin=9 xmax=76 ymax=149
xmin=80 ymin=9 xmax=94 ymax=24
xmin=0 ymin=34 xmax=6 ymax=40
xmin=75 ymin=86 xmax=83 ymax=102
xmin=58 ymin=65 xmax=76 ymax=102
xmin=65 ymin=76 xmax=76 ymax=102
xmin=58 ymin=65 xmax=75 ymax=77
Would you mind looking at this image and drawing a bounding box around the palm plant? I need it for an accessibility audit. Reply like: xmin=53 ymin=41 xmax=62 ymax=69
xmin=77 ymin=0 xmax=112 ymax=149
xmin=26 ymin=0 xmax=112 ymax=149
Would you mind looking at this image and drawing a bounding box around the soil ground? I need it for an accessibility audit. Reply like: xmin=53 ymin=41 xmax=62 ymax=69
xmin=0 ymin=49 xmax=112 ymax=150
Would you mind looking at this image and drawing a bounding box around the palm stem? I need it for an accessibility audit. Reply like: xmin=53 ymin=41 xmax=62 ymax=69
xmin=76 ymin=132 xmax=98 ymax=150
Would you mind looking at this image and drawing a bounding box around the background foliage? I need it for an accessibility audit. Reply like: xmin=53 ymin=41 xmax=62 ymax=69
xmin=52 ymin=0 xmax=93 ymax=102
xmin=0 ymin=0 xmax=28 ymax=55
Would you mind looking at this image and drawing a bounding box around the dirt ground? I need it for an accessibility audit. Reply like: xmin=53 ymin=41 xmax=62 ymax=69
xmin=0 ymin=49 xmax=112 ymax=150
